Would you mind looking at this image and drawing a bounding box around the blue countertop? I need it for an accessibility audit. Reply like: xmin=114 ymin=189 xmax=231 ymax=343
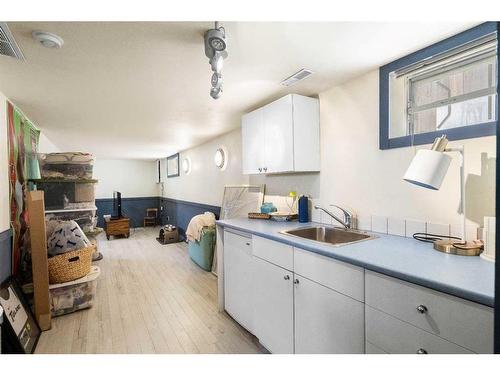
xmin=216 ymin=218 xmax=495 ymax=307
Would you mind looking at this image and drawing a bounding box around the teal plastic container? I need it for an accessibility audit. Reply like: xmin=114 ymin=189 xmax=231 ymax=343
xmin=188 ymin=227 xmax=216 ymax=271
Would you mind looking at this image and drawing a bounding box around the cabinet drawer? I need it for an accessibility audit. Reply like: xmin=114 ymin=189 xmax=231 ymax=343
xmin=366 ymin=306 xmax=472 ymax=354
xmin=365 ymin=271 xmax=493 ymax=353
xmin=252 ymin=235 xmax=293 ymax=271
xmin=294 ymin=248 xmax=364 ymax=301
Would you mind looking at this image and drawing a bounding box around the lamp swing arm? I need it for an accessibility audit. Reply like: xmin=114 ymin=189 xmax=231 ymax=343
xmin=444 ymin=145 xmax=466 ymax=242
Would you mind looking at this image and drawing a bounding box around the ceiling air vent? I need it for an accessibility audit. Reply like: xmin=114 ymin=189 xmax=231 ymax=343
xmin=280 ymin=68 xmax=314 ymax=87
xmin=0 ymin=22 xmax=25 ymax=60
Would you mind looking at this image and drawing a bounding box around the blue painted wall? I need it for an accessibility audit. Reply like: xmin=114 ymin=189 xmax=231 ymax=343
xmin=160 ymin=198 xmax=220 ymax=241
xmin=95 ymin=196 xmax=161 ymax=228
xmin=0 ymin=229 xmax=12 ymax=284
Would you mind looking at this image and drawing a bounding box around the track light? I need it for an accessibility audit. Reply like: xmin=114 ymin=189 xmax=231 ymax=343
xmin=204 ymin=22 xmax=227 ymax=99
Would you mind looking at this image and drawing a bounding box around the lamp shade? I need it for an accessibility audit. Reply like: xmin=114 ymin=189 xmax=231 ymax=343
xmin=403 ymin=149 xmax=452 ymax=190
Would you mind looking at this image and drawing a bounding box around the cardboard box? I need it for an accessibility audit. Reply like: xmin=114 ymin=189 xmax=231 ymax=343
xmin=27 ymin=191 xmax=51 ymax=331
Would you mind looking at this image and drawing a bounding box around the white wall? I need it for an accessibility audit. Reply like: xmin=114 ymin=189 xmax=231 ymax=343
xmin=38 ymin=131 xmax=62 ymax=153
xmin=161 ymin=129 xmax=249 ymax=207
xmin=93 ymin=159 xmax=159 ymax=199
xmin=318 ymin=69 xmax=495 ymax=228
xmin=0 ymin=92 xmax=9 ymax=232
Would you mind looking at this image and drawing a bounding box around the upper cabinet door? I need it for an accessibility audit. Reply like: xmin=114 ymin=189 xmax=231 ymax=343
xmin=292 ymin=95 xmax=320 ymax=172
xmin=263 ymin=95 xmax=294 ymax=173
xmin=241 ymin=108 xmax=265 ymax=174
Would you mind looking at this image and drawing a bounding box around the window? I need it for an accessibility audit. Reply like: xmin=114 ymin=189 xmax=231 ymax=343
xmin=380 ymin=22 xmax=498 ymax=149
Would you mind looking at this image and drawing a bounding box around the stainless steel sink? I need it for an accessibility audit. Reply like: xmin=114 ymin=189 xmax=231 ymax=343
xmin=280 ymin=226 xmax=376 ymax=247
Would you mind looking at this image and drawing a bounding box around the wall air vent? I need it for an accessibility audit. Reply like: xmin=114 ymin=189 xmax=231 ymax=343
xmin=280 ymin=68 xmax=314 ymax=87
xmin=0 ymin=22 xmax=25 ymax=60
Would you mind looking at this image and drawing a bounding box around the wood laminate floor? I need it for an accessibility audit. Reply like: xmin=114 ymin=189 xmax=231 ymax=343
xmin=36 ymin=227 xmax=263 ymax=354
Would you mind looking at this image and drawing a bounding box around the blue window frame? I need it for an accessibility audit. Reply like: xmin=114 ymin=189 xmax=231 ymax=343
xmin=380 ymin=22 xmax=498 ymax=150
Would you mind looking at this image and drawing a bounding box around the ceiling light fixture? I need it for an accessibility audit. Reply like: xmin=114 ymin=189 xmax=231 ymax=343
xmin=32 ymin=31 xmax=64 ymax=49
xmin=204 ymin=22 xmax=227 ymax=99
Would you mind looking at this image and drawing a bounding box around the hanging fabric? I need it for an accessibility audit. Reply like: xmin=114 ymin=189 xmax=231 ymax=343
xmin=7 ymin=102 xmax=40 ymax=277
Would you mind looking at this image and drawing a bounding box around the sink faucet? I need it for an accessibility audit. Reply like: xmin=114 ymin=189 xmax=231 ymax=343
xmin=314 ymin=205 xmax=353 ymax=229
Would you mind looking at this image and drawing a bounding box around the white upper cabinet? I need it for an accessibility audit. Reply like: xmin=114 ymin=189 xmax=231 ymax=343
xmin=241 ymin=108 xmax=265 ymax=174
xmin=263 ymin=95 xmax=294 ymax=173
xmin=241 ymin=94 xmax=320 ymax=174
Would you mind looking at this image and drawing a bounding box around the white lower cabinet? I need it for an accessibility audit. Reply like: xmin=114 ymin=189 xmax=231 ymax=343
xmin=365 ymin=271 xmax=494 ymax=353
xmin=223 ymin=230 xmax=494 ymax=355
xmin=365 ymin=306 xmax=472 ymax=354
xmin=253 ymin=256 xmax=294 ymax=353
xmin=223 ymin=230 xmax=254 ymax=333
xmin=294 ymin=275 xmax=365 ymax=354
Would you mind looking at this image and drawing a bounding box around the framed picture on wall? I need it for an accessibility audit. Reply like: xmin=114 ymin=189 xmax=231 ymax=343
xmin=166 ymin=153 xmax=180 ymax=178
xmin=0 ymin=277 xmax=41 ymax=353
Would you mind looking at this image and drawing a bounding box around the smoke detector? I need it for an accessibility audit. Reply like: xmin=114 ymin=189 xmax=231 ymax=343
xmin=32 ymin=31 xmax=64 ymax=49
xmin=281 ymin=69 xmax=314 ymax=87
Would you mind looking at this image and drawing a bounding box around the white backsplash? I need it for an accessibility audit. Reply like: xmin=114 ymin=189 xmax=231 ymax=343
xmin=262 ymin=195 xmax=481 ymax=240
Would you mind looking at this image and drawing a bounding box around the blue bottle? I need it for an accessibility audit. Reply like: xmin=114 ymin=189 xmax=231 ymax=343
xmin=298 ymin=195 xmax=309 ymax=223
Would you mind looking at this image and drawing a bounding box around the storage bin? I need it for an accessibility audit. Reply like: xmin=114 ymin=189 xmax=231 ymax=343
xmin=188 ymin=227 xmax=215 ymax=271
xmin=49 ymin=266 xmax=100 ymax=317
xmin=39 ymin=152 xmax=94 ymax=180
xmin=36 ymin=181 xmax=96 ymax=210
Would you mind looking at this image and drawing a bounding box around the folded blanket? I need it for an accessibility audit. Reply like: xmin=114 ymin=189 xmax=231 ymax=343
xmin=47 ymin=220 xmax=91 ymax=257
xmin=186 ymin=212 xmax=216 ymax=242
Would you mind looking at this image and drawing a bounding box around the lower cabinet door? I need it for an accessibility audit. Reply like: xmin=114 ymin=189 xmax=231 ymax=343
xmin=224 ymin=231 xmax=254 ymax=333
xmin=294 ymin=275 xmax=365 ymax=353
xmin=253 ymin=256 xmax=294 ymax=353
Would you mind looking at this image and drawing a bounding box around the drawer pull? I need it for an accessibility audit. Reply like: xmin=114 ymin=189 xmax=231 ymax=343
xmin=284 ymin=275 xmax=290 ymax=280
xmin=416 ymin=348 xmax=428 ymax=354
xmin=245 ymin=242 xmax=251 ymax=246
xmin=294 ymin=279 xmax=300 ymax=284
xmin=416 ymin=305 xmax=428 ymax=314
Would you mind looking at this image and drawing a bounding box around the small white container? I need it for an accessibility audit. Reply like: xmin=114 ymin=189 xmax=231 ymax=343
xmin=480 ymin=217 xmax=495 ymax=262
xmin=49 ymin=266 xmax=100 ymax=317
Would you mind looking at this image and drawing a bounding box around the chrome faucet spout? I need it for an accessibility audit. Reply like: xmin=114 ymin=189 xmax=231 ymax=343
xmin=314 ymin=205 xmax=353 ymax=229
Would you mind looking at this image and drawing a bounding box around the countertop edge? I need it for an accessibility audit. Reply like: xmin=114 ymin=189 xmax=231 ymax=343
xmin=216 ymin=221 xmax=494 ymax=308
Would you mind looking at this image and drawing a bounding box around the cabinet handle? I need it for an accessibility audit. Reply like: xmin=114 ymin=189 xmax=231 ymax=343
xmin=416 ymin=348 xmax=428 ymax=354
xmin=294 ymin=279 xmax=299 ymax=284
xmin=258 ymin=167 xmax=262 ymax=172
xmin=416 ymin=305 xmax=428 ymax=314
xmin=245 ymin=242 xmax=251 ymax=246
xmin=263 ymin=167 xmax=267 ymax=172
xmin=284 ymin=275 xmax=290 ymax=280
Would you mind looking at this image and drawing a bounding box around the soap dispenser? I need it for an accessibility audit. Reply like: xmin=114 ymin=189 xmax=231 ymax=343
xmin=298 ymin=195 xmax=309 ymax=223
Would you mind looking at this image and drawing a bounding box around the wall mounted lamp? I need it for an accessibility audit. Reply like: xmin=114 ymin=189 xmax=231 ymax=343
xmin=404 ymin=135 xmax=481 ymax=256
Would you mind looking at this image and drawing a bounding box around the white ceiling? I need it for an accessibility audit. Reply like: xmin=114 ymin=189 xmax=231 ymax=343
xmin=0 ymin=22 xmax=477 ymax=159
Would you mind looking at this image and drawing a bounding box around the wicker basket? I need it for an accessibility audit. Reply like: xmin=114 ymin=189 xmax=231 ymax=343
xmin=48 ymin=245 xmax=95 ymax=284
